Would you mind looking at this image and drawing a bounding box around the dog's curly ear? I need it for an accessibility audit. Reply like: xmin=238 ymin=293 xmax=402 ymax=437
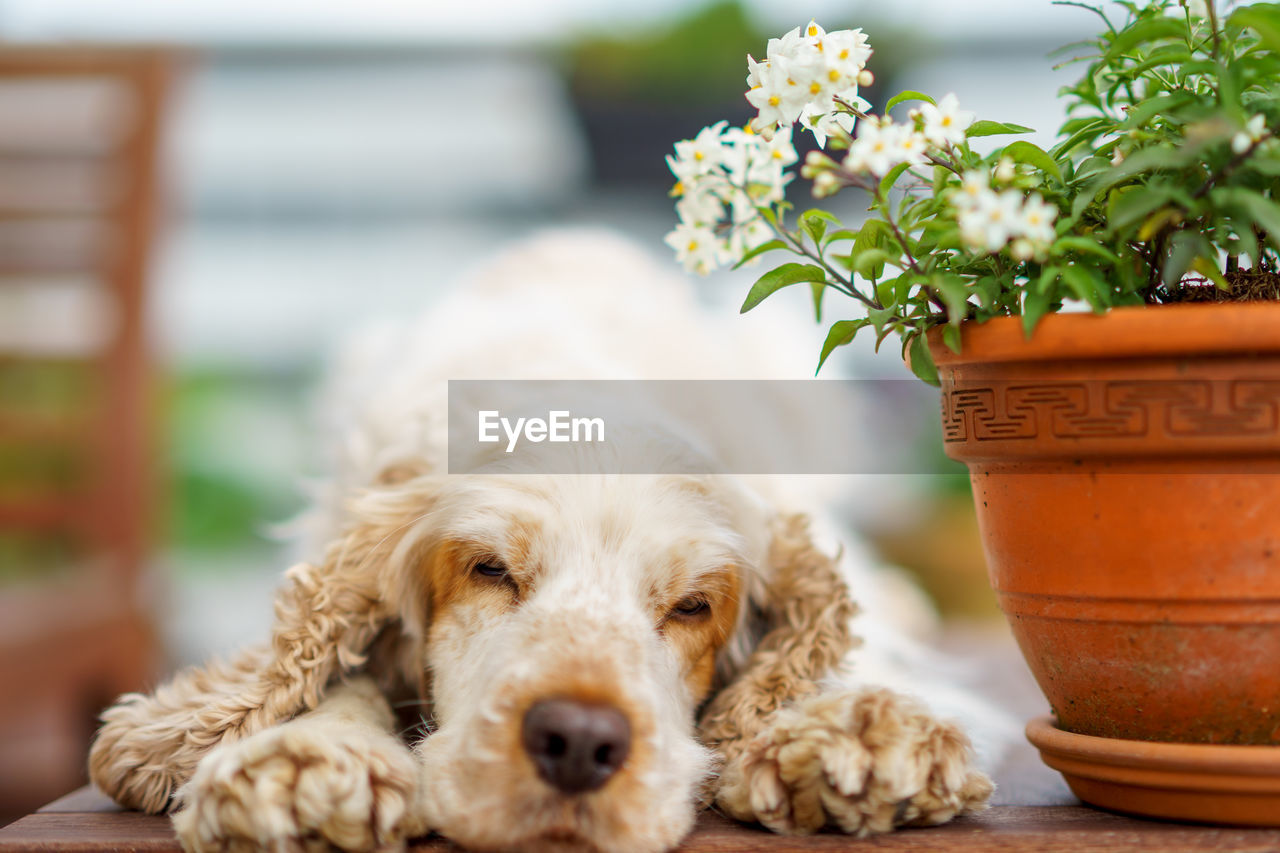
xmin=698 ymin=513 xmax=859 ymax=771
xmin=88 ymin=474 xmax=439 ymax=813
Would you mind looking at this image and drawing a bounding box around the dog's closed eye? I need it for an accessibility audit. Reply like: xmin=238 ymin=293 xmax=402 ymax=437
xmin=471 ymin=558 xmax=519 ymax=597
xmin=474 ymin=561 xmax=507 ymax=578
xmin=670 ymin=595 xmax=709 ymax=619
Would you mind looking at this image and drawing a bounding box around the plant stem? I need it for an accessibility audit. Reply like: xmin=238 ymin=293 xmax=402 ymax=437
xmin=1192 ymin=136 xmax=1262 ymax=200
xmin=926 ymin=152 xmax=963 ymax=176
xmin=762 ymin=214 xmax=882 ymax=310
xmin=872 ymin=183 xmax=951 ymax=318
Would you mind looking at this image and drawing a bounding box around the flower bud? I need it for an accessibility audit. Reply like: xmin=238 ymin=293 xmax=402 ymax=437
xmin=995 ymin=156 xmax=1016 ymax=183
xmin=801 ymin=150 xmax=836 ymax=179
xmin=813 ymin=170 xmax=842 ymax=198
xmin=857 ymin=69 xmax=874 ymax=87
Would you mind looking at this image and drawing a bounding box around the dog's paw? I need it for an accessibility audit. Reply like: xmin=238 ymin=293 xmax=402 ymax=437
xmin=716 ymin=688 xmax=993 ymax=836
xmin=172 ymin=720 xmax=422 ymax=853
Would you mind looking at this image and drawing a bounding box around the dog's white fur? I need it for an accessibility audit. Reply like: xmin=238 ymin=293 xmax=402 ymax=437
xmin=91 ymin=230 xmax=1018 ymax=852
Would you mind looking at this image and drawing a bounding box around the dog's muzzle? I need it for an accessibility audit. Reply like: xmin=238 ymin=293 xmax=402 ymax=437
xmin=522 ymin=699 xmax=631 ymax=794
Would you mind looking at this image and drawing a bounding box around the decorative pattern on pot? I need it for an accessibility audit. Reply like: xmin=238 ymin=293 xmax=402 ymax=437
xmin=942 ymin=381 xmax=1280 ymax=448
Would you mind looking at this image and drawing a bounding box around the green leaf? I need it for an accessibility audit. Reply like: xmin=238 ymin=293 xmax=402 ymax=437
xmin=1115 ymin=43 xmax=1192 ymax=80
xmin=851 ymin=248 xmax=896 ymax=280
xmin=816 ymin=319 xmax=867 ymax=372
xmin=1161 ymin=231 xmax=1208 ymax=287
xmin=1102 ymin=15 xmax=1184 ymax=63
xmin=931 ymin=273 xmax=971 ymax=324
xmin=1051 ymin=236 xmax=1122 ymax=264
xmin=1071 ymin=145 xmax=1191 ymax=219
xmin=885 ymin=89 xmax=936 ymax=112
xmin=1001 ymin=140 xmax=1063 ymax=183
xmin=941 ymin=323 xmax=962 ymax=355
xmin=878 ymin=161 xmax=913 ymax=200
xmin=740 ymin=263 xmax=827 ymax=313
xmin=809 ymin=280 xmax=825 ymax=323
xmin=1229 ymin=5 xmax=1280 ymax=55
xmin=1060 ymin=264 xmax=1107 ymax=310
xmin=1191 ymin=257 xmax=1229 ymax=291
xmin=1023 ymin=289 xmax=1054 ymax=338
xmin=1051 ymin=117 xmax=1112 ymax=160
xmin=1137 ymin=207 xmax=1184 ymax=241
xmin=732 ymin=239 xmax=787 ymax=269
xmin=1023 ymin=265 xmax=1061 ymax=338
xmin=823 ymin=228 xmax=861 ymax=244
xmin=1213 ymin=188 xmax=1280 ymax=252
xmin=800 ymin=209 xmax=841 ymax=245
xmin=861 ymin=304 xmax=894 ymax=334
xmin=1106 ymin=184 xmax=1180 ymax=232
xmin=906 ymin=333 xmax=939 ymax=386
xmin=1120 ymin=90 xmax=1194 ymax=130
xmin=966 ymin=120 xmax=1035 ymax=138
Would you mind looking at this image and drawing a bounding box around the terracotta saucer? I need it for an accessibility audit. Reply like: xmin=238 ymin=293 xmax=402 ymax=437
xmin=1026 ymin=715 xmax=1280 ymax=826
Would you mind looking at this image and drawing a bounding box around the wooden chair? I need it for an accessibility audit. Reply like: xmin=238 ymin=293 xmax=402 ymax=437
xmin=0 ymin=47 xmax=171 ymax=823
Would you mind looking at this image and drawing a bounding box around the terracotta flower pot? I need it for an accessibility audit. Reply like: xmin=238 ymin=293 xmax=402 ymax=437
xmin=928 ymin=302 xmax=1280 ymax=746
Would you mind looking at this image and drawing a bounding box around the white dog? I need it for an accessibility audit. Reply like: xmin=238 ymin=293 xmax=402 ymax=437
xmin=89 ymin=231 xmax=1016 ymax=852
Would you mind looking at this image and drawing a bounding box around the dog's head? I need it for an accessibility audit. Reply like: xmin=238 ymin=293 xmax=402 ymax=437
xmin=221 ymin=464 xmax=856 ymax=853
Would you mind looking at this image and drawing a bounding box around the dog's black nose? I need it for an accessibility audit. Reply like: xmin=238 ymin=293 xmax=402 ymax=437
xmin=522 ymin=699 xmax=631 ymax=794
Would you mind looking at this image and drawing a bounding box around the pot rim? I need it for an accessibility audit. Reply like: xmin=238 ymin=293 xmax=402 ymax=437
xmin=928 ymin=301 xmax=1280 ymax=367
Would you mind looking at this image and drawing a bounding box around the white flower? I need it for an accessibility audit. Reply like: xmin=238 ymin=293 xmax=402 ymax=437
xmin=823 ymin=29 xmax=873 ymax=80
xmin=745 ymin=21 xmax=874 ymax=145
xmin=758 ymin=125 xmax=799 ymax=168
xmin=1010 ymin=238 xmax=1036 ymax=261
xmin=958 ymin=209 xmax=988 ymax=252
xmin=800 ymin=102 xmax=858 ymax=148
xmin=719 ymin=125 xmax=795 ymax=200
xmin=956 ymin=183 xmax=1056 ymax=256
xmin=675 ymin=187 xmax=725 ymax=228
xmin=917 ymin=93 xmax=975 ymax=148
xmin=970 ymin=189 xmax=1024 ymax=253
xmin=1232 ymin=113 xmax=1268 ymax=154
xmin=720 ymin=125 xmax=757 ymax=185
xmin=746 ymin=56 xmax=805 ymax=134
xmin=844 ymin=118 xmax=901 ymax=175
xmin=887 ymin=123 xmax=930 ymax=167
xmin=952 ymin=170 xmax=990 ymax=212
xmin=1014 ymin=193 xmax=1057 ymax=245
xmin=728 ymin=215 xmax=774 ymax=264
xmin=746 ymin=54 xmax=766 ymax=89
xmin=766 ymin=25 xmax=810 ymax=63
xmin=664 ymin=223 xmax=726 ymax=275
xmin=672 ymin=121 xmax=729 ymax=177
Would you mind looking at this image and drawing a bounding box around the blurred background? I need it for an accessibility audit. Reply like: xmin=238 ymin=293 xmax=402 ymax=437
xmin=0 ymin=0 xmax=1096 ymax=823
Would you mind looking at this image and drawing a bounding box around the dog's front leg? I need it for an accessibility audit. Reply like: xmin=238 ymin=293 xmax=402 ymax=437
xmin=715 ymin=688 xmax=993 ymax=836
xmin=172 ymin=676 xmax=426 ymax=853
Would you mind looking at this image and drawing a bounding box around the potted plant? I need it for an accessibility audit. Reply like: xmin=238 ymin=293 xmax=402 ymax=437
xmin=666 ymin=0 xmax=1280 ymax=825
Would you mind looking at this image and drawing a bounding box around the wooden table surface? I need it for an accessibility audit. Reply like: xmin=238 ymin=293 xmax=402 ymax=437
xmin=4 ymin=786 xmax=1280 ymax=852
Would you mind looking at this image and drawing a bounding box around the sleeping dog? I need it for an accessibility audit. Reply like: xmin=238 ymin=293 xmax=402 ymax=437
xmin=89 ymin=230 xmax=1015 ymax=852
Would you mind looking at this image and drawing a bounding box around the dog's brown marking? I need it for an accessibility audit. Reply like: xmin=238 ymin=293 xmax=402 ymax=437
xmin=659 ymin=563 xmax=741 ymax=703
